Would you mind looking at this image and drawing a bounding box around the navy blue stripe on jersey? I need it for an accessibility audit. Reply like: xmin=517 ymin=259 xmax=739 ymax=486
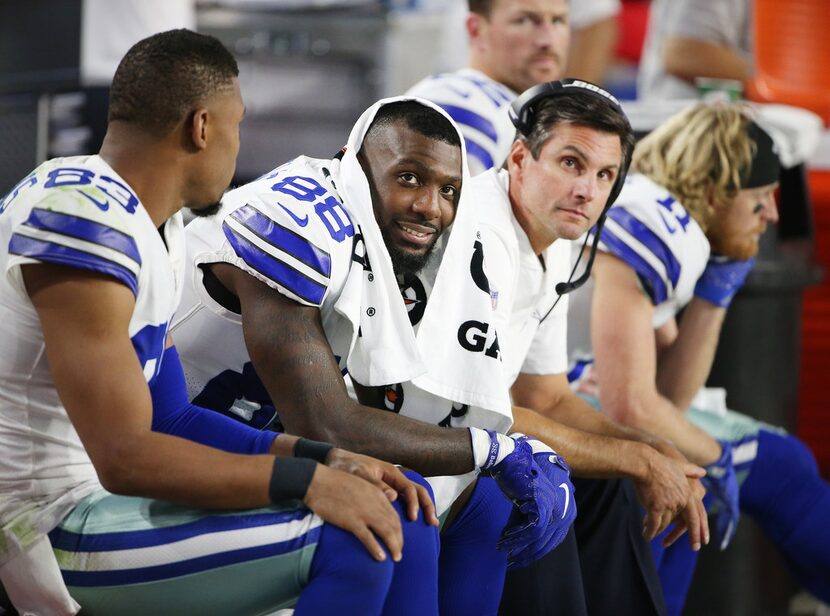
xmin=23 ymin=208 xmax=141 ymax=265
xmin=9 ymin=234 xmax=138 ymax=295
xmin=438 ymin=104 xmax=499 ymax=143
xmin=463 ymin=138 xmax=495 ymax=171
xmin=230 ymin=204 xmax=331 ymax=277
xmin=222 ymin=222 xmax=327 ymax=305
xmin=606 ymin=207 xmax=680 ymax=289
xmin=57 ymin=526 xmax=322 ymax=587
xmin=594 ymin=226 xmax=668 ymax=304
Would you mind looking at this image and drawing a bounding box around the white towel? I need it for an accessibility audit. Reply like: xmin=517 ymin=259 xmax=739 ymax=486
xmin=330 ymin=96 xmax=512 ymax=424
xmin=330 ymin=96 xmax=514 ymax=514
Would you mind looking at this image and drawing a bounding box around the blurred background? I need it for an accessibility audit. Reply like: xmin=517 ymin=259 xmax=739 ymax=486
xmin=0 ymin=1 xmax=828 ymax=614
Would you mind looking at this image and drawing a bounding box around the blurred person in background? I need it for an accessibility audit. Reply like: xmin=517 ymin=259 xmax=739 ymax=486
xmin=637 ymin=0 xmax=751 ymax=100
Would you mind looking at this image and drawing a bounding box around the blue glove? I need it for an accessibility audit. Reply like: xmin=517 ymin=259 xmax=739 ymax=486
xmin=507 ymin=434 xmax=576 ymax=568
xmin=701 ymin=441 xmax=740 ymax=550
xmin=694 ymin=255 xmax=756 ymax=308
xmin=474 ymin=429 xmax=569 ymax=569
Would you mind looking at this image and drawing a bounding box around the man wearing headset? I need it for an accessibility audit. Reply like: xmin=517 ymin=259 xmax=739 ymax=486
xmin=462 ymin=80 xmax=710 ymax=616
xmin=408 ymin=2 xmax=709 ymax=610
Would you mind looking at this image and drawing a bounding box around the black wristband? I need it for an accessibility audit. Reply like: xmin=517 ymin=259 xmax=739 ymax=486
xmin=294 ymin=438 xmax=335 ymax=463
xmin=269 ymin=456 xmax=317 ymax=503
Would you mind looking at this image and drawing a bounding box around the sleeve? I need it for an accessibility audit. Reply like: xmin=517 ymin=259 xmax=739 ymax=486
xmin=7 ymin=181 xmax=142 ymax=296
xmin=663 ymin=0 xmax=743 ymax=45
xmin=220 ymin=173 xmax=346 ymax=308
xmin=569 ymin=0 xmax=621 ymax=29
xmin=407 ymin=74 xmax=512 ymax=174
xmin=151 ymin=346 xmax=278 ymax=455
xmin=520 ymin=240 xmax=571 ymax=376
xmin=594 ymin=205 xmax=682 ymax=306
xmin=520 ymin=304 xmax=569 ymax=376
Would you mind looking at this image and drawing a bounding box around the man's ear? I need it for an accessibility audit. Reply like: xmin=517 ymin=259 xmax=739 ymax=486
xmin=467 ymin=13 xmax=485 ymax=47
xmin=189 ymin=107 xmax=209 ymax=151
xmin=508 ymin=139 xmax=530 ymax=177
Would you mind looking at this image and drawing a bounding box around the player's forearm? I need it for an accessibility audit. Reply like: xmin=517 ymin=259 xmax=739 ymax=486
xmin=281 ymin=398 xmax=476 ymax=477
xmin=664 ymin=37 xmax=750 ymax=84
xmin=656 ymin=298 xmax=725 ymax=411
xmin=600 ymin=389 xmax=721 ymax=466
xmin=96 ymin=431 xmax=284 ymax=509
xmin=511 ymin=406 xmax=654 ymax=480
xmin=531 ymin=388 xmax=661 ymax=444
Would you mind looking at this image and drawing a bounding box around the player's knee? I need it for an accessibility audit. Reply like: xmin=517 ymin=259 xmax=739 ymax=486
xmin=758 ymin=430 xmax=819 ymax=477
xmin=313 ymin=523 xmax=395 ymax=589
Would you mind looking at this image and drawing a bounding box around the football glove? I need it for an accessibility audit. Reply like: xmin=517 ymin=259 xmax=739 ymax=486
xmin=694 ymin=255 xmax=755 ymax=308
xmin=702 ymin=440 xmax=741 ymax=550
xmin=472 ymin=429 xmax=573 ymax=569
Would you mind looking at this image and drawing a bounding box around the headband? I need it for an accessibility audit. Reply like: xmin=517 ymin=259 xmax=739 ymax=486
xmin=742 ymin=121 xmax=780 ymax=189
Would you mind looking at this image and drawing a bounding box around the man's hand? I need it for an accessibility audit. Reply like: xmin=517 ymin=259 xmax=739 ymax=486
xmin=662 ymin=477 xmax=709 ymax=551
xmin=694 ymin=256 xmax=755 ymax=308
xmin=325 ymin=448 xmax=438 ymax=526
xmin=303 ymin=463 xmax=404 ymax=562
xmin=479 ymin=431 xmax=575 ymax=569
xmin=701 ymin=441 xmax=740 ymax=550
xmin=641 ymin=439 xmax=710 ymax=550
xmin=634 ymin=445 xmax=706 ymax=541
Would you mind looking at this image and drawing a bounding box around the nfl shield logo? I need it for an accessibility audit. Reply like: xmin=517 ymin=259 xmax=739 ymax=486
xmin=490 ymin=289 xmax=499 ymax=310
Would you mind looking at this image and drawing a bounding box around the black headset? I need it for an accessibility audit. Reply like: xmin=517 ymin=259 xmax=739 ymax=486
xmin=508 ymin=78 xmax=632 ymax=300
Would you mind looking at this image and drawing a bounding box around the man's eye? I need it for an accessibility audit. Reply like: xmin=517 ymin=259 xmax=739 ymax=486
xmin=441 ymin=185 xmax=457 ymax=197
xmin=400 ymin=173 xmax=418 ymax=184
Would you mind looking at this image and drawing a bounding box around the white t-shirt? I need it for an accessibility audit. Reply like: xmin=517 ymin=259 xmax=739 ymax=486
xmin=0 ymin=155 xmax=185 ymax=564
xmin=474 ymin=169 xmax=573 ymax=385
xmin=406 ymin=68 xmax=517 ymax=175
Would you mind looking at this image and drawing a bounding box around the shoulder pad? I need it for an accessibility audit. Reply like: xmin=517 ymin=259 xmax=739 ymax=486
xmin=7 ymin=160 xmax=143 ymax=295
xmin=220 ymin=162 xmax=355 ymax=307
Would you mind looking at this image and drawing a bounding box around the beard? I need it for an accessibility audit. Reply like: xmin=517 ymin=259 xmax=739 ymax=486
xmin=187 ymin=200 xmax=223 ymax=218
xmin=379 ymin=224 xmax=437 ymax=276
xmin=708 ymin=223 xmax=766 ymax=260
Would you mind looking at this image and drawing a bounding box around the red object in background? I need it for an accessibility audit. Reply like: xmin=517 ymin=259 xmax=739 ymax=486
xmin=616 ymin=0 xmax=651 ymax=64
xmin=747 ymin=0 xmax=830 ymax=125
xmin=799 ymin=169 xmax=830 ymax=478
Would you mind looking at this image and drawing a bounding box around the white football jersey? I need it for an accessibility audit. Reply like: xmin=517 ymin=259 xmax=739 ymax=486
xmin=172 ymin=156 xmax=357 ymax=424
xmin=567 ymin=173 xmax=711 ymax=367
xmin=406 ymin=69 xmax=517 ymax=175
xmin=0 ymin=155 xmax=185 ymax=564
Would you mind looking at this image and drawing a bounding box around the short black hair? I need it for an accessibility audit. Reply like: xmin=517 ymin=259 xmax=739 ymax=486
xmin=364 ymin=100 xmax=461 ymax=150
xmin=520 ymin=91 xmax=635 ymax=168
xmin=108 ymin=29 xmax=239 ymax=135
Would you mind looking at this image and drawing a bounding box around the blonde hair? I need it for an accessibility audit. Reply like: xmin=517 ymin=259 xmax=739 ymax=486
xmin=632 ymin=103 xmax=755 ymax=232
